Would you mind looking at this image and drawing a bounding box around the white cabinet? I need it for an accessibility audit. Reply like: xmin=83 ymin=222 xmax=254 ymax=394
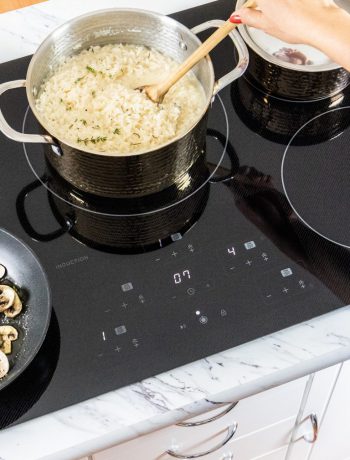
xmin=92 ymin=362 xmax=350 ymax=460
xmin=257 ymin=446 xmax=289 ymax=460
xmin=308 ymin=361 xmax=350 ymax=460
xmin=286 ymin=364 xmax=341 ymax=460
xmin=93 ymin=416 xmax=297 ymax=460
xmin=94 ymin=376 xmax=307 ymax=460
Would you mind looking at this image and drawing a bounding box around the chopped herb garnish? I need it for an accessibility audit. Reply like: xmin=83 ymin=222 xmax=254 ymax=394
xmin=59 ymin=98 xmax=63 ymax=103
xmin=69 ymin=124 xmax=73 ymax=129
xmin=80 ymin=119 xmax=87 ymax=126
xmin=113 ymin=128 xmax=120 ymax=135
xmin=77 ymin=136 xmax=107 ymax=145
xmin=90 ymin=136 xmax=107 ymax=144
xmin=77 ymin=137 xmax=89 ymax=146
xmin=75 ymin=76 xmax=86 ymax=84
xmin=91 ymin=90 xmax=96 ymax=97
xmin=86 ymin=65 xmax=97 ymax=75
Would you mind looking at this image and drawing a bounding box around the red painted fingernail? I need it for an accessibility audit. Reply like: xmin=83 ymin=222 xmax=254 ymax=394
xmin=229 ymin=14 xmax=242 ymax=24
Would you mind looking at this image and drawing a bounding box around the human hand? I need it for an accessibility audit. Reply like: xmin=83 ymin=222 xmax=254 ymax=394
xmin=232 ymin=0 xmax=342 ymax=46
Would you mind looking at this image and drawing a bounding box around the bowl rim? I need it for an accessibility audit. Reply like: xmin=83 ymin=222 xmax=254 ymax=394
xmin=238 ymin=22 xmax=343 ymax=73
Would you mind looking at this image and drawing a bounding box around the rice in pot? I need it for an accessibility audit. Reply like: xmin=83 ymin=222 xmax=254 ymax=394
xmin=35 ymin=44 xmax=207 ymax=154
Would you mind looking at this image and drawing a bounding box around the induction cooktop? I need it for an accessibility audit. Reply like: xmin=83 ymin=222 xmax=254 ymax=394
xmin=1 ymin=0 xmax=350 ymax=430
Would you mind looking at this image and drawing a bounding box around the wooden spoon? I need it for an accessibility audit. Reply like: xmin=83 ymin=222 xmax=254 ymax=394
xmin=142 ymin=0 xmax=257 ymax=103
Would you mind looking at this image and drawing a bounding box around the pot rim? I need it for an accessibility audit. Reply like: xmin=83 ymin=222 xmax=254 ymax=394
xmin=25 ymin=7 xmax=215 ymax=158
xmin=237 ymin=23 xmax=343 ymax=73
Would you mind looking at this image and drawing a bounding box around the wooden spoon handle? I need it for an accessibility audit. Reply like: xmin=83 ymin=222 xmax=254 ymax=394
xmin=149 ymin=0 xmax=257 ymax=101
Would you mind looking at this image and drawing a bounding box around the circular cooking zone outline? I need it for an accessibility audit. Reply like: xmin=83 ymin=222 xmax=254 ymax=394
xmin=281 ymin=106 xmax=350 ymax=249
xmin=22 ymin=95 xmax=229 ymax=218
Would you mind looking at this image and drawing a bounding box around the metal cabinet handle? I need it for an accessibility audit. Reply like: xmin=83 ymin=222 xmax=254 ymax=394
xmin=177 ymin=402 xmax=238 ymax=427
xmin=303 ymin=413 xmax=318 ymax=443
xmin=166 ymin=422 xmax=237 ymax=459
xmin=294 ymin=413 xmax=319 ymax=444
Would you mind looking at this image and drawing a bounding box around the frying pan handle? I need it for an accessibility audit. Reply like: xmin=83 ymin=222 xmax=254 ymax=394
xmin=16 ymin=177 xmax=75 ymax=242
xmin=191 ymin=20 xmax=249 ymax=95
xmin=0 ymin=80 xmax=62 ymax=156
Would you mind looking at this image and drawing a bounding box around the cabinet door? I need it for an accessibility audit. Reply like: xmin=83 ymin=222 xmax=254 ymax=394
xmin=308 ymin=360 xmax=350 ymax=460
xmin=286 ymin=364 xmax=341 ymax=460
xmin=256 ymin=446 xmax=289 ymax=460
xmin=93 ymin=416 xmax=296 ymax=460
xmin=93 ymin=376 xmax=307 ymax=460
xmin=198 ymin=416 xmax=296 ymax=460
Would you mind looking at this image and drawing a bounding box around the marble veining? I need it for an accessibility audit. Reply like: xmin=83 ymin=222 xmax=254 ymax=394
xmin=0 ymin=1 xmax=350 ymax=459
xmin=0 ymin=0 xmax=215 ymax=64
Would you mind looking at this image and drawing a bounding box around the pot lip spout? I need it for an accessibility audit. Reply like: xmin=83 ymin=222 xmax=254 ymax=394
xmin=24 ymin=7 xmax=215 ymax=157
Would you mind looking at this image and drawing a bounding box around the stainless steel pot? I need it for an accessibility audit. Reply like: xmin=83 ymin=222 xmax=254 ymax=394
xmin=0 ymin=9 xmax=249 ymax=198
xmin=236 ymin=0 xmax=350 ymax=101
xmin=231 ymin=77 xmax=350 ymax=145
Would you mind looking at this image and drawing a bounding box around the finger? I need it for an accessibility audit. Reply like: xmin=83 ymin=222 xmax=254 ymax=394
xmin=233 ymin=7 xmax=267 ymax=29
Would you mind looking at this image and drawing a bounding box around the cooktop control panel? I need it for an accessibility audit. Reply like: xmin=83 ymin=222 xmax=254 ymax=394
xmin=76 ymin=226 xmax=319 ymax=365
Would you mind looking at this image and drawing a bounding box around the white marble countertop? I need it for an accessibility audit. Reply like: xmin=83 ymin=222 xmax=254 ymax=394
xmin=0 ymin=1 xmax=350 ymax=460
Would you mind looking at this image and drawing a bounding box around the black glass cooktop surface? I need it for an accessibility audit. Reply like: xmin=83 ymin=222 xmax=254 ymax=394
xmin=1 ymin=0 xmax=350 ymax=429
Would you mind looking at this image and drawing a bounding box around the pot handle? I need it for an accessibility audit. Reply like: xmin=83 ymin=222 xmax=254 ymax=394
xmin=0 ymin=79 xmax=62 ymax=154
xmin=191 ymin=20 xmax=249 ymax=95
xmin=16 ymin=176 xmax=75 ymax=242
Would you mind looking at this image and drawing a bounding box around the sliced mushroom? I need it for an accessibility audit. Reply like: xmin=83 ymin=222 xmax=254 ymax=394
xmin=0 ymin=285 xmax=15 ymax=312
xmin=0 ymin=264 xmax=6 ymax=280
xmin=0 ymin=325 xmax=18 ymax=355
xmin=0 ymin=350 xmax=9 ymax=378
xmin=4 ymin=292 xmax=22 ymax=318
xmin=1 ymin=339 xmax=11 ymax=355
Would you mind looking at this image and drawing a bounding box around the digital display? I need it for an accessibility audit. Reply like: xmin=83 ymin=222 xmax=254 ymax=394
xmin=173 ymin=269 xmax=191 ymax=285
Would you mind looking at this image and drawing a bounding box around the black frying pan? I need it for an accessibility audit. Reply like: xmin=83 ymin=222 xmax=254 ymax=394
xmin=0 ymin=228 xmax=51 ymax=391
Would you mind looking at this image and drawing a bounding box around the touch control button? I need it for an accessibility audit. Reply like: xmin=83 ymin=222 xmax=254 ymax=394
xmin=244 ymin=240 xmax=256 ymax=250
xmin=121 ymin=282 xmax=133 ymax=292
xmin=260 ymin=267 xmax=314 ymax=304
xmin=115 ymin=325 xmax=127 ymax=336
xmin=281 ymin=268 xmax=293 ymax=277
xmin=199 ymin=315 xmax=208 ymax=324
